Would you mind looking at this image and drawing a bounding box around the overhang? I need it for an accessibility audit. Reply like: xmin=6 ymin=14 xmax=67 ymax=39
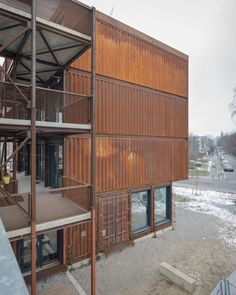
xmin=0 ymin=0 xmax=92 ymax=84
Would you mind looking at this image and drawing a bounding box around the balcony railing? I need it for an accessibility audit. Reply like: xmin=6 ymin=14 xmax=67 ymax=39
xmin=0 ymin=81 xmax=90 ymax=125
xmin=0 ymin=176 xmax=91 ymax=238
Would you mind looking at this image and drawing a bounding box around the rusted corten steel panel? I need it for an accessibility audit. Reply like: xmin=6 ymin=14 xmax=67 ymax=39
xmin=172 ymin=140 xmax=188 ymax=180
xmin=66 ymin=70 xmax=188 ymax=138
xmin=71 ymin=15 xmax=188 ymax=98
xmin=65 ymin=221 xmax=92 ymax=263
xmin=97 ymin=193 xmax=129 ymax=250
xmin=64 ymin=71 xmax=91 ymax=124
xmin=64 ymin=136 xmax=187 ymax=193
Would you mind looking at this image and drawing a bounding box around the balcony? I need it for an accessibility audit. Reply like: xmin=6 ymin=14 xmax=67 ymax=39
xmin=0 ymin=81 xmax=91 ymax=137
xmin=0 ymin=175 xmax=91 ymax=239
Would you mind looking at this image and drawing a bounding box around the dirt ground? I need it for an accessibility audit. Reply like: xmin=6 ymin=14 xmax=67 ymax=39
xmin=72 ymin=202 xmax=236 ymax=295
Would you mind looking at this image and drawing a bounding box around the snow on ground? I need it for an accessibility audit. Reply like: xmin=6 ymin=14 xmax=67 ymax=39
xmin=173 ymin=186 xmax=236 ymax=248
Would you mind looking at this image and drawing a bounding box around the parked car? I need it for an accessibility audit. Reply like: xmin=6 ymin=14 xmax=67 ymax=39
xmin=223 ymin=163 xmax=234 ymax=172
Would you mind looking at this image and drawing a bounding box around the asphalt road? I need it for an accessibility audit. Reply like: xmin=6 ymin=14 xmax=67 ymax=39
xmin=175 ymin=153 xmax=236 ymax=194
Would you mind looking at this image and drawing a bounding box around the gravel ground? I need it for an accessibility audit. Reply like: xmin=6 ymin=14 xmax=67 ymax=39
xmin=73 ymin=202 xmax=236 ymax=295
xmin=36 ymin=272 xmax=77 ymax=295
xmin=36 ymin=189 xmax=236 ymax=295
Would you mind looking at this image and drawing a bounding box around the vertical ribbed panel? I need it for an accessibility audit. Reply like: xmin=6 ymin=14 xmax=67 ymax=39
xmin=97 ymin=193 xmax=129 ymax=250
xmin=66 ymin=70 xmax=188 ymax=138
xmin=72 ymin=19 xmax=188 ymax=98
xmin=65 ymin=136 xmax=187 ymax=192
xmin=66 ymin=221 xmax=92 ymax=263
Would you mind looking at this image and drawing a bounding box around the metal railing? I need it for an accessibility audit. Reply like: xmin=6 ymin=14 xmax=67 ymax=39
xmin=0 ymin=80 xmax=91 ymax=124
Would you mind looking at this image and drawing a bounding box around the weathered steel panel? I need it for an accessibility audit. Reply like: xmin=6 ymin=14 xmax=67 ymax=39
xmin=97 ymin=193 xmax=129 ymax=250
xmin=71 ymin=18 xmax=188 ymax=98
xmin=64 ymin=70 xmax=91 ymax=124
xmin=66 ymin=69 xmax=188 ymax=138
xmin=66 ymin=221 xmax=92 ymax=263
xmin=64 ymin=136 xmax=187 ymax=193
xmin=172 ymin=140 xmax=188 ymax=180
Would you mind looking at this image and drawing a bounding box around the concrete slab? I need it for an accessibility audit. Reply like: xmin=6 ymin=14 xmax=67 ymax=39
xmin=160 ymin=262 xmax=196 ymax=293
xmin=39 ymin=284 xmax=76 ymax=295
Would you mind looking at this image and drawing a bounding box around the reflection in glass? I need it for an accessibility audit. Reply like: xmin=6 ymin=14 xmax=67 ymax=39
xmin=154 ymin=187 xmax=169 ymax=224
xmin=131 ymin=191 xmax=150 ymax=233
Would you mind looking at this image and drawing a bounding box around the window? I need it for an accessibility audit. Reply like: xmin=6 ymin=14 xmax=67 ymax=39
xmin=154 ymin=186 xmax=170 ymax=225
xmin=16 ymin=230 xmax=62 ymax=273
xmin=131 ymin=190 xmax=150 ymax=233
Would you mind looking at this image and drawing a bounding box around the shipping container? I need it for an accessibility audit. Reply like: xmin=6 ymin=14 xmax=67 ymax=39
xmin=65 ymin=136 xmax=187 ymax=193
xmin=71 ymin=12 xmax=188 ymax=98
xmin=66 ymin=69 xmax=188 ymax=138
xmin=65 ymin=221 xmax=92 ymax=264
xmin=96 ymin=193 xmax=129 ymax=251
xmin=64 ymin=8 xmax=188 ymax=258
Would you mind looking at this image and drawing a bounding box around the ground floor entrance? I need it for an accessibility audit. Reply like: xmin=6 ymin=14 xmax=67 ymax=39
xmin=16 ymin=230 xmax=63 ymax=273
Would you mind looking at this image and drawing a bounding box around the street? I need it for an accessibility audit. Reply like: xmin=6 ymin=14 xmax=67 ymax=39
xmin=175 ymin=153 xmax=236 ymax=193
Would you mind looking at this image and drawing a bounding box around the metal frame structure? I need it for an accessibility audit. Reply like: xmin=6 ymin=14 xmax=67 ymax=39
xmin=0 ymin=1 xmax=96 ymax=294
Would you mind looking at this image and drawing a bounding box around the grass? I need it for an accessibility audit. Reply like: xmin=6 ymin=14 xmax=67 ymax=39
xmin=189 ymin=157 xmax=211 ymax=177
xmin=189 ymin=169 xmax=209 ymax=177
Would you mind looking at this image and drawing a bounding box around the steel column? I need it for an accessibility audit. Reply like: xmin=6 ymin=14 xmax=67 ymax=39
xmin=91 ymin=7 xmax=96 ymax=295
xmin=30 ymin=0 xmax=37 ymax=294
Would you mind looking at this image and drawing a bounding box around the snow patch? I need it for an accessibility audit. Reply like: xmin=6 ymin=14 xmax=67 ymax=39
xmin=173 ymin=187 xmax=236 ymax=248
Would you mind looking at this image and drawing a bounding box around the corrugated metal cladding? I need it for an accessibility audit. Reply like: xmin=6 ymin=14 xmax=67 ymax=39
xmin=65 ymin=221 xmax=91 ymax=263
xmin=172 ymin=141 xmax=188 ymax=180
xmin=64 ymin=136 xmax=187 ymax=193
xmin=96 ymin=193 xmax=129 ymax=250
xmin=66 ymin=70 xmax=188 ymax=138
xmin=64 ymin=71 xmax=91 ymax=124
xmin=71 ymin=19 xmax=188 ymax=98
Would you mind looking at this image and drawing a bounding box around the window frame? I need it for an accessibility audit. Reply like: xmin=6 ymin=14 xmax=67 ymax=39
xmin=153 ymin=185 xmax=171 ymax=226
xmin=130 ymin=189 xmax=151 ymax=234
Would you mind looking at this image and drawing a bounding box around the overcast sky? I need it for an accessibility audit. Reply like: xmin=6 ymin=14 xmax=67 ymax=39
xmin=82 ymin=0 xmax=236 ymax=137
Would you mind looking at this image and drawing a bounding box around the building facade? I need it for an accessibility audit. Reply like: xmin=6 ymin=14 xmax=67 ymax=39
xmin=64 ymin=11 xmax=188 ymax=258
xmin=0 ymin=1 xmax=188 ymax=290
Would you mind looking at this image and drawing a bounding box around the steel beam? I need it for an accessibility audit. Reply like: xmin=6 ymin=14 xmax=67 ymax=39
xmin=15 ymin=29 xmax=30 ymax=62
xmin=30 ymin=1 xmax=37 ymax=294
xmin=39 ymin=30 xmax=60 ymax=66
xmin=0 ymin=27 xmax=28 ymax=54
xmin=0 ymin=65 xmax=29 ymax=104
xmin=0 ymin=22 xmax=22 ymax=32
xmin=27 ymin=43 xmax=82 ymax=57
xmin=19 ymin=61 xmax=44 ymax=83
xmin=91 ymin=7 xmax=96 ymax=295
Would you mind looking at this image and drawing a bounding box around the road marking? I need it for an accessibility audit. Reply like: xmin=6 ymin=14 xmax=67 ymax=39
xmin=66 ymin=270 xmax=87 ymax=295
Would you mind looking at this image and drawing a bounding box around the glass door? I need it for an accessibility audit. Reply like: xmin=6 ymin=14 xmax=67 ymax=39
xmin=38 ymin=231 xmax=61 ymax=266
xmin=16 ymin=230 xmax=63 ymax=273
xmin=36 ymin=143 xmax=45 ymax=182
xmin=47 ymin=144 xmax=62 ymax=188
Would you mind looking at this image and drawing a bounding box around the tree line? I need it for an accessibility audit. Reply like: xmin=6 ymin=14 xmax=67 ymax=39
xmin=217 ymin=132 xmax=236 ymax=156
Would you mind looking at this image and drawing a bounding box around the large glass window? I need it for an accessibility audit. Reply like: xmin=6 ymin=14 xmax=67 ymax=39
xmin=154 ymin=187 xmax=170 ymax=224
xmin=16 ymin=230 xmax=62 ymax=273
xmin=131 ymin=190 xmax=150 ymax=233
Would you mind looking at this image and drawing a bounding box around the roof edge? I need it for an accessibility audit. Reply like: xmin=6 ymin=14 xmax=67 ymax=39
xmin=96 ymin=11 xmax=188 ymax=61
